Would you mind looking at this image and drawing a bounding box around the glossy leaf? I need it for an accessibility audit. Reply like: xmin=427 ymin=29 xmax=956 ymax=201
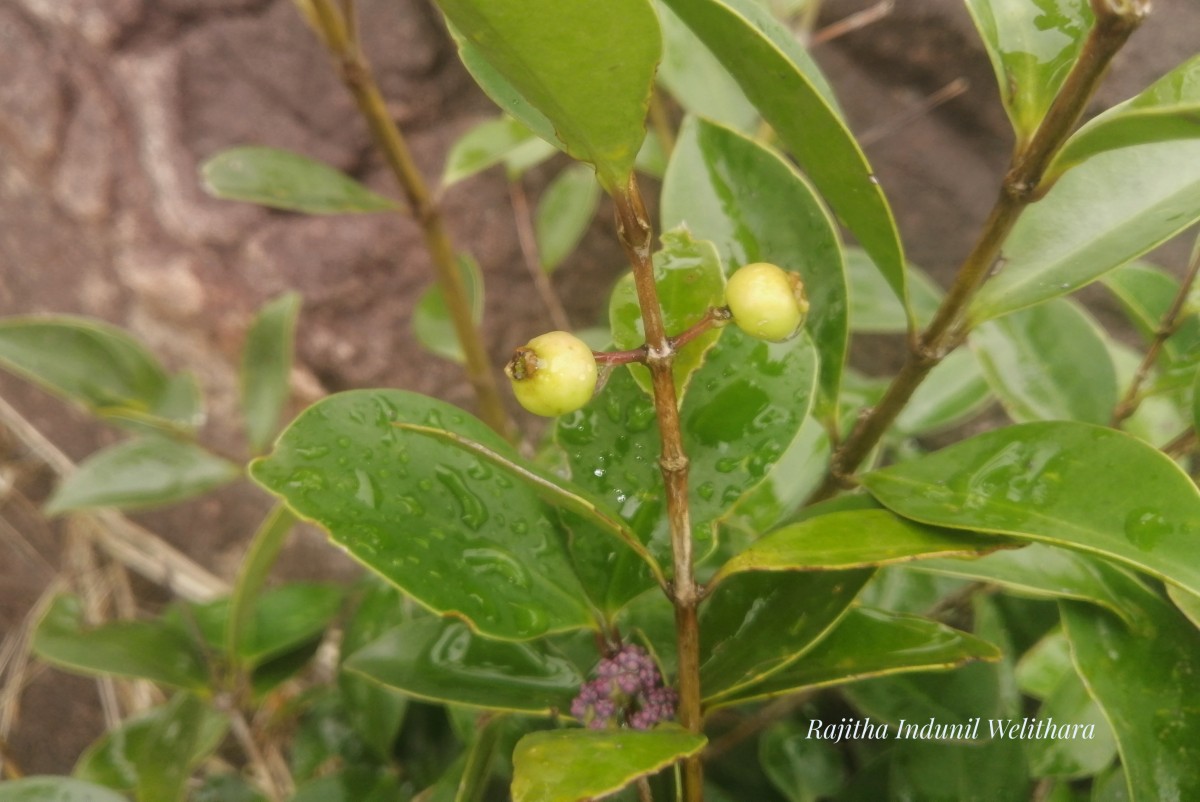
xmin=511 ymin=728 xmax=706 ymax=802
xmin=844 ymin=248 xmax=941 ymax=333
xmin=1168 ymin=584 xmax=1200 ymax=630
xmin=1026 ymin=668 xmax=1117 ymax=779
xmin=345 ymin=618 xmax=581 ymax=714
xmin=969 ymin=139 xmax=1200 ymax=322
xmin=75 ymin=694 xmax=228 ymax=802
xmin=709 ymin=607 xmax=1000 ymax=710
xmin=660 ymin=0 xmax=907 ymax=308
xmin=894 ymin=348 xmax=992 ymax=437
xmin=251 ymin=390 xmax=594 ymax=640
xmin=962 ymin=0 xmax=1092 ymax=143
xmin=0 ymin=779 xmax=129 ymax=802
xmin=970 ymin=298 xmax=1117 ymax=425
xmin=862 ymin=422 xmax=1200 ymax=597
xmin=45 ymin=436 xmax=239 ymax=515
xmin=700 ymin=570 xmax=871 ymax=701
xmin=657 ymin=2 xmax=757 ymax=133
xmin=914 ymin=544 xmax=1150 ymax=629
xmin=1103 ymin=261 xmax=1200 ymax=367
xmin=661 ymin=117 xmax=847 ymax=406
xmin=714 ymin=509 xmax=1014 ymax=584
xmin=435 ymin=0 xmax=659 ymax=189
xmin=610 ymin=229 xmax=726 ymax=398
xmin=33 ymin=595 xmax=209 ymax=690
xmin=226 ymin=504 xmax=298 ymax=661
xmin=1062 ymin=588 xmax=1200 ymax=801
xmin=0 ymin=316 xmax=198 ymax=429
xmin=241 ymin=292 xmax=300 ymax=454
xmin=201 ymin=146 xmax=399 ymax=214
xmin=443 ymin=116 xmax=540 ymax=186
xmin=1050 ymin=55 xmax=1200 ymax=177
xmin=535 ymin=163 xmax=600 ymax=272
xmin=413 ymin=254 xmax=484 ymax=365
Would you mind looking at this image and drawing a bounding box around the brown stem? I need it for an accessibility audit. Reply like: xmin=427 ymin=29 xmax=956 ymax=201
xmin=1163 ymin=428 xmax=1198 ymax=459
xmin=612 ymin=175 xmax=703 ymax=802
xmin=593 ymin=307 xmax=731 ymax=366
xmin=307 ymin=0 xmax=511 ymax=438
xmin=810 ymin=3 xmax=1146 ymax=503
xmin=508 ymin=179 xmax=573 ymax=332
xmin=810 ymin=0 xmax=894 ymax=46
xmin=1112 ymin=237 xmax=1200 ymax=425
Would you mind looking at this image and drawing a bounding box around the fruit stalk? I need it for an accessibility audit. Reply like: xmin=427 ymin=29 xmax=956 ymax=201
xmin=612 ymin=174 xmax=705 ymax=802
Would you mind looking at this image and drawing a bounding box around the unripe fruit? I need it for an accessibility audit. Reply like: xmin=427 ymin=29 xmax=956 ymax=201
xmin=505 ymin=331 xmax=598 ymax=417
xmin=725 ymin=262 xmax=809 ymax=342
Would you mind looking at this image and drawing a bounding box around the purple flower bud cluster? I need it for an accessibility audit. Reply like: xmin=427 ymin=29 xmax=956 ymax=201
xmin=570 ymin=644 xmax=678 ymax=730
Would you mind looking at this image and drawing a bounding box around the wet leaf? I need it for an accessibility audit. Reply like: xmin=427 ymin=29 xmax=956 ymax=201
xmin=0 ymin=316 xmax=199 ymax=430
xmin=435 ymin=0 xmax=660 ymax=189
xmin=970 ymin=298 xmax=1117 ymax=425
xmin=1062 ymin=587 xmax=1200 ymax=801
xmin=708 ymin=607 xmax=1000 ymax=710
xmin=962 ymin=0 xmax=1092 ymax=144
xmin=662 ymin=117 xmax=847 ymax=407
xmin=610 ymin=229 xmax=726 ymax=398
xmin=241 ymin=292 xmax=300 ymax=454
xmin=660 ymin=0 xmax=907 ymax=310
xmin=700 ymin=570 xmax=871 ymax=702
xmin=75 ymin=693 xmax=228 ymax=802
xmin=862 ymin=422 xmax=1200 ymax=598
xmin=443 ymin=115 xmax=541 ymax=186
xmin=413 ymin=254 xmax=484 ymax=365
xmin=201 ymin=146 xmax=399 ymax=213
xmin=536 ymin=163 xmax=600 ymax=272
xmin=1050 ymin=55 xmax=1200 ymax=176
xmin=713 ymin=509 xmax=1014 ymax=584
xmin=33 ymin=595 xmax=209 ymax=690
xmin=250 ymin=390 xmax=594 ymax=640
xmin=45 ymin=436 xmax=239 ymax=515
xmin=969 ymin=139 xmax=1200 ymax=322
xmin=511 ymin=728 xmax=706 ymax=802
xmin=345 ymin=618 xmax=581 ymax=714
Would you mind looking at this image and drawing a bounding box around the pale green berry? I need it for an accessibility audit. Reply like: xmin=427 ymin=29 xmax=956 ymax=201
xmin=725 ymin=262 xmax=809 ymax=342
xmin=505 ymin=331 xmax=598 ymax=417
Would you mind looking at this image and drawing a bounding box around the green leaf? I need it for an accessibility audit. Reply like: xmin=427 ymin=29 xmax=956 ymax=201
xmin=434 ymin=0 xmax=660 ymax=190
xmin=0 ymin=316 xmax=199 ymax=430
xmin=33 ymin=595 xmax=209 ymax=690
xmin=970 ymin=298 xmax=1118 ymax=425
xmin=0 ymin=778 xmax=129 ymax=802
xmin=201 ymin=146 xmax=399 ymax=214
xmin=345 ymin=618 xmax=581 ymax=714
xmin=1050 ymin=55 xmax=1200 ymax=177
xmin=413 ymin=253 xmax=484 ymax=365
xmin=45 ymin=436 xmax=239 ymax=515
xmin=709 ymin=607 xmax=1001 ymax=710
xmin=75 ymin=694 xmax=228 ymax=802
xmin=250 ymin=390 xmax=594 ymax=640
xmin=338 ymin=581 xmax=409 ymax=759
xmin=1026 ymin=668 xmax=1117 ymax=779
xmin=969 ymin=139 xmax=1200 ymax=322
xmin=656 ymin=3 xmax=758 ymax=133
xmin=861 ymin=422 xmax=1200 ymax=597
xmin=844 ymin=248 xmax=942 ymax=334
xmin=661 ymin=117 xmax=847 ymax=407
xmin=1062 ymin=588 xmax=1200 ymax=801
xmin=226 ymin=505 xmax=297 ymax=662
xmin=1015 ymin=629 xmax=1073 ymax=700
xmin=610 ymin=229 xmax=727 ymax=398
xmin=713 ymin=509 xmax=1015 ymax=584
xmin=913 ymin=545 xmax=1151 ymax=630
xmin=962 ymin=0 xmax=1092 ymax=144
xmin=759 ymin=722 xmax=845 ymax=802
xmin=1103 ymin=260 xmax=1200 ymax=367
xmin=290 ymin=769 xmax=403 ymax=802
xmin=511 ymin=728 xmax=706 ymax=802
xmin=700 ymin=570 xmax=871 ymax=702
xmin=241 ymin=292 xmax=300 ymax=454
xmin=1168 ymin=584 xmax=1200 ymax=629
xmin=443 ymin=116 xmax=540 ymax=186
xmin=535 ymin=164 xmax=600 ymax=272
xmin=894 ymin=348 xmax=992 ymax=437
xmin=660 ymin=0 xmax=907 ymax=310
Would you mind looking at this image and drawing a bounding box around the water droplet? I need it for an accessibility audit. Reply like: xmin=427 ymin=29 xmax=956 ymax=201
xmin=1124 ymin=508 xmax=1176 ymax=551
xmin=463 ymin=547 xmax=531 ymax=589
xmin=354 ymin=468 xmax=379 ymax=509
xmin=466 ymin=460 xmax=493 ymax=481
xmin=287 ymin=468 xmax=325 ymax=491
xmin=696 ymin=482 xmax=715 ymax=501
xmin=296 ymin=444 xmax=330 ymax=460
xmin=436 ymin=466 xmax=489 ymax=530
xmin=336 ymin=436 xmax=351 ymax=448
xmin=715 ymin=457 xmax=740 ymax=474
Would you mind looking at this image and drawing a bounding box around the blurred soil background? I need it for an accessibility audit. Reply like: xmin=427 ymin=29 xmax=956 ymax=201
xmin=0 ymin=0 xmax=1197 ymax=777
